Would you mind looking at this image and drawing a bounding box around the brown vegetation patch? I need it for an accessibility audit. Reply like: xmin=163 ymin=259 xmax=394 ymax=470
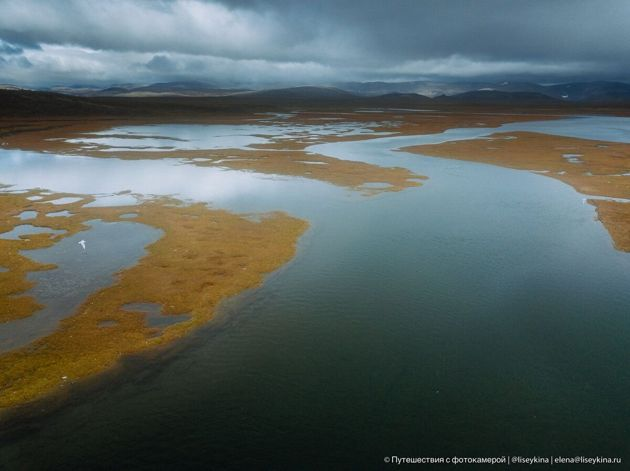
xmin=0 ymin=190 xmax=308 ymax=409
xmin=590 ymin=200 xmax=630 ymax=252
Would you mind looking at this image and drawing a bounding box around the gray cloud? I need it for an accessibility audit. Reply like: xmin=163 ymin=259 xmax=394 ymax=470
xmin=0 ymin=0 xmax=628 ymax=87
xmin=146 ymin=55 xmax=177 ymax=73
xmin=0 ymin=39 xmax=23 ymax=55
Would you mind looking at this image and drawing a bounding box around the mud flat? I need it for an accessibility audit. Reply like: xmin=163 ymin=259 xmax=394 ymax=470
xmin=0 ymin=190 xmax=307 ymax=410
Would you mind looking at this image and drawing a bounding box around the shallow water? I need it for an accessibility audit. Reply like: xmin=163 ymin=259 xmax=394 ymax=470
xmin=121 ymin=303 xmax=191 ymax=329
xmin=2 ymin=116 xmax=630 ymax=468
xmin=68 ymin=121 xmax=385 ymax=152
xmin=0 ymin=220 xmax=162 ymax=352
xmin=500 ymin=116 xmax=630 ymax=142
xmin=16 ymin=210 xmax=37 ymax=221
xmin=46 ymin=210 xmax=72 ymax=218
xmin=562 ymin=153 xmax=584 ymax=164
xmin=45 ymin=197 xmax=84 ymax=205
xmin=0 ymin=224 xmax=66 ymax=240
xmin=0 ymin=151 xmax=339 ymax=210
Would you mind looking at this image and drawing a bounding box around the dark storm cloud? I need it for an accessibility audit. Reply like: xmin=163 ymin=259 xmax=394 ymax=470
xmin=0 ymin=0 xmax=628 ymax=86
xmin=146 ymin=55 xmax=178 ymax=73
xmin=226 ymin=0 xmax=630 ymax=64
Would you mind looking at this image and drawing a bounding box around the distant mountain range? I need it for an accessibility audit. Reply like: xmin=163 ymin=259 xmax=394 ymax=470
xmin=2 ymin=80 xmax=630 ymax=118
xmin=433 ymin=90 xmax=559 ymax=105
xmin=42 ymin=81 xmax=249 ymax=97
xmin=4 ymin=79 xmax=624 ymax=103
xmin=244 ymin=86 xmax=355 ymax=100
xmin=337 ymin=80 xmax=630 ymax=103
xmin=97 ymin=81 xmax=249 ymax=97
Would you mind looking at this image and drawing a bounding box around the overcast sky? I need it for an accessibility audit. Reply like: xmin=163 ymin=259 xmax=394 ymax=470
xmin=1 ymin=0 xmax=629 ymax=88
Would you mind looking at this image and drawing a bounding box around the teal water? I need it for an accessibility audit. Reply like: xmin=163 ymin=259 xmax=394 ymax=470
xmin=2 ymin=117 xmax=630 ymax=469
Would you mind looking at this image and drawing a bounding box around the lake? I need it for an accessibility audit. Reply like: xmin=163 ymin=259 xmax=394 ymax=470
xmin=2 ymin=115 xmax=630 ymax=469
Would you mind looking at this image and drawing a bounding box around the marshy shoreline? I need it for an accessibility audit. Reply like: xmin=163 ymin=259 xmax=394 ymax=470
xmin=2 ymin=103 xmax=630 ymax=440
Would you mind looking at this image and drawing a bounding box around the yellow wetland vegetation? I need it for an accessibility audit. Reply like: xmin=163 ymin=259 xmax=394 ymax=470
xmin=0 ymin=190 xmax=307 ymax=410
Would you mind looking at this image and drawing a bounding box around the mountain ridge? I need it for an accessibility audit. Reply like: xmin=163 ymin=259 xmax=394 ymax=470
xmin=10 ymin=79 xmax=630 ymax=103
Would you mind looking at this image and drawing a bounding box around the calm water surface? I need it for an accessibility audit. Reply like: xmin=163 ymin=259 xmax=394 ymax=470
xmin=2 ymin=116 xmax=630 ymax=469
xmin=0 ymin=220 xmax=162 ymax=352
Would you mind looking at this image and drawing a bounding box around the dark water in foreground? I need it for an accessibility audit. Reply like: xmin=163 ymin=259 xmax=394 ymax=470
xmin=2 ymin=117 xmax=630 ymax=469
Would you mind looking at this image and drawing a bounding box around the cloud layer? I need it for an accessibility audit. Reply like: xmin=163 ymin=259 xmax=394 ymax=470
xmin=0 ymin=0 xmax=629 ymax=87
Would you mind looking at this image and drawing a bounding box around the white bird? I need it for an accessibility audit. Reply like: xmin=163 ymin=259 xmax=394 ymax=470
xmin=78 ymin=239 xmax=86 ymax=250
